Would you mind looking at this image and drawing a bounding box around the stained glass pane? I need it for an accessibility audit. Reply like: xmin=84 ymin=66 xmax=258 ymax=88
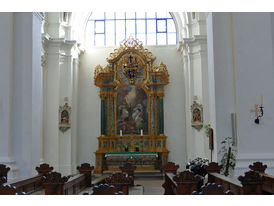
xmin=137 ymin=33 xmax=146 ymax=44
xmin=168 ymin=33 xmax=176 ymax=44
xmin=116 ymin=20 xmax=125 ymax=44
xmin=126 ymin=12 xmax=135 ymax=19
xmin=136 ymin=12 xmax=146 ymax=19
xmin=115 ymin=12 xmax=125 ymax=20
xmin=146 ymin=12 xmax=156 ymax=19
xmin=157 ymin=33 xmax=166 ymax=45
xmin=157 ymin=20 xmax=166 ymax=33
xmin=95 ymin=20 xmax=104 ymax=33
xmin=91 ymin=12 xmax=105 ymax=20
xmin=167 ymin=19 xmax=176 ymax=33
xmin=106 ymin=21 xmax=115 ymax=46
xmin=147 ymin=19 xmax=156 ymax=34
xmin=147 ymin=33 xmax=156 ymax=45
xmin=95 ymin=34 xmax=104 ymax=46
xmin=136 ymin=20 xmax=146 ymax=34
xmin=156 ymin=12 xmax=168 ymax=18
xmin=105 ymin=12 xmax=115 ymax=20
xmin=126 ymin=20 xmax=136 ymax=38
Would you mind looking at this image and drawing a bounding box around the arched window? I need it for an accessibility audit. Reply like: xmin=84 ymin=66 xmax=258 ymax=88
xmin=85 ymin=12 xmax=177 ymax=46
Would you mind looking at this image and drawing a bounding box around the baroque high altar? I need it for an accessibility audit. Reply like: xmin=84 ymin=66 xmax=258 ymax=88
xmin=93 ymin=37 xmax=170 ymax=173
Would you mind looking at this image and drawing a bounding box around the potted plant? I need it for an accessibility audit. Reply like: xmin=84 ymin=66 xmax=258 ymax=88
xmin=218 ymin=137 xmax=236 ymax=176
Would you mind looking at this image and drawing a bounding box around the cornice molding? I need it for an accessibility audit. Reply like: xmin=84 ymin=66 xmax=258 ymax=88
xmin=177 ymin=35 xmax=207 ymax=52
xmin=182 ymin=35 xmax=207 ymax=46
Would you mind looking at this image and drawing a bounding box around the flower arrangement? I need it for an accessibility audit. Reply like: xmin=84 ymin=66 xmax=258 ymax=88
xmin=186 ymin=157 xmax=209 ymax=177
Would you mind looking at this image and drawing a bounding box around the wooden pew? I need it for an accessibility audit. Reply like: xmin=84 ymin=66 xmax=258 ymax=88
xmin=192 ymin=182 xmax=233 ymax=195
xmin=162 ymin=171 xmax=203 ymax=195
xmin=104 ymin=172 xmax=133 ymax=195
xmin=43 ymin=163 xmax=94 ymax=195
xmin=0 ymin=164 xmax=10 ymax=184
xmin=249 ymin=162 xmax=274 ymax=194
xmin=119 ymin=162 xmax=136 ymax=186
xmin=92 ymin=183 xmax=123 ymax=195
xmin=161 ymin=162 xmax=179 ymax=177
xmin=0 ymin=183 xmax=26 ymax=195
xmin=0 ymin=163 xmax=53 ymax=195
xmin=206 ymin=162 xmax=264 ymax=195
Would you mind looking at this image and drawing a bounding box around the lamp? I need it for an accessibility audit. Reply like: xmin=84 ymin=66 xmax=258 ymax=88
xmin=250 ymin=96 xmax=264 ymax=124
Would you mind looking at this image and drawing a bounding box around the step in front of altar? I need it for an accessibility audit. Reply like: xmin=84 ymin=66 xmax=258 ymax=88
xmin=103 ymin=169 xmax=162 ymax=180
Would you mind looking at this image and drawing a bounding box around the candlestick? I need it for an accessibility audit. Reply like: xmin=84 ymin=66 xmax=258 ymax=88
xmin=120 ymin=130 xmax=122 ymax=136
xmin=260 ymin=96 xmax=263 ymax=106
xmin=141 ymin=129 xmax=143 ymax=136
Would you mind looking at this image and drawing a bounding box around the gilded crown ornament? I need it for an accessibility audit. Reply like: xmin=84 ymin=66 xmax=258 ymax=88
xmin=107 ymin=36 xmax=156 ymax=63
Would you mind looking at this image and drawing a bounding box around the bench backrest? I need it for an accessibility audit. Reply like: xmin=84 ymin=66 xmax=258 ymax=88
xmin=192 ymin=182 xmax=233 ymax=195
xmin=161 ymin=162 xmax=179 ymax=175
xmin=92 ymin=184 xmax=123 ymax=195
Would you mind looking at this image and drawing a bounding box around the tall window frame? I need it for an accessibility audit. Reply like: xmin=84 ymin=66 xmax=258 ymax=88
xmin=85 ymin=12 xmax=177 ymax=46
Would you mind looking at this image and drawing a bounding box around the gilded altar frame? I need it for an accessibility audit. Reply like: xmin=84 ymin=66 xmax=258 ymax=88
xmin=93 ymin=37 xmax=170 ymax=173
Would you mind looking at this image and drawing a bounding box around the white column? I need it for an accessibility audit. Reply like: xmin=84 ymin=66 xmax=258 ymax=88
xmin=58 ymin=41 xmax=76 ymax=175
xmin=0 ymin=12 xmax=18 ymax=180
xmin=71 ymin=58 xmax=80 ymax=174
xmin=43 ymin=37 xmax=77 ymax=175
xmin=179 ymin=35 xmax=211 ymax=161
xmin=43 ymin=38 xmax=62 ymax=171
xmin=12 ymin=12 xmax=43 ymax=178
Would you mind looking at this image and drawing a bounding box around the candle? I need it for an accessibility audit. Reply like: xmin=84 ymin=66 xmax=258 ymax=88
xmin=141 ymin=129 xmax=143 ymax=136
xmin=120 ymin=130 xmax=122 ymax=136
xmin=260 ymin=96 xmax=263 ymax=106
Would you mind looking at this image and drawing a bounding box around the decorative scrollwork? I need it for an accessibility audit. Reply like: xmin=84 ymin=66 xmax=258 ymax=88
xmin=147 ymin=61 xmax=169 ymax=87
xmin=107 ymin=36 xmax=156 ymax=63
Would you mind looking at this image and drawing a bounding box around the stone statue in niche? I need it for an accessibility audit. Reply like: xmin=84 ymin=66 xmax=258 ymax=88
xmin=59 ymin=102 xmax=71 ymax=133
xmin=191 ymin=100 xmax=203 ymax=131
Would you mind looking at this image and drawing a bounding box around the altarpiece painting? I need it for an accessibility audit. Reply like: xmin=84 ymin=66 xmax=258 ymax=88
xmin=93 ymin=37 xmax=170 ymax=173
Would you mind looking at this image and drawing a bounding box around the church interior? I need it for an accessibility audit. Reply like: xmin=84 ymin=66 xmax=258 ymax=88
xmin=1 ymin=11 xmax=274 ymax=197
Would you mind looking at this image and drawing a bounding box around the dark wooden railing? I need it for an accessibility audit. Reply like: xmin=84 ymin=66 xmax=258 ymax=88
xmin=162 ymin=171 xmax=203 ymax=195
xmin=119 ymin=163 xmax=136 ymax=186
xmin=192 ymin=182 xmax=233 ymax=195
xmin=104 ymin=172 xmax=133 ymax=195
xmin=160 ymin=162 xmax=179 ymax=176
xmin=43 ymin=163 xmax=94 ymax=195
xmin=92 ymin=184 xmax=123 ymax=195
xmin=249 ymin=162 xmax=274 ymax=194
xmin=206 ymin=162 xmax=264 ymax=195
xmin=0 ymin=163 xmax=53 ymax=195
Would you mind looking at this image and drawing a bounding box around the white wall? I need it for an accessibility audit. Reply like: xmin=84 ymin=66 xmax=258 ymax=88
xmin=207 ymin=12 xmax=274 ymax=176
xmin=77 ymin=45 xmax=187 ymax=170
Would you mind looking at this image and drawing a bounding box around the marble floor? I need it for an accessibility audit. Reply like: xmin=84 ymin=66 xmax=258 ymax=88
xmin=134 ymin=179 xmax=164 ymax=195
